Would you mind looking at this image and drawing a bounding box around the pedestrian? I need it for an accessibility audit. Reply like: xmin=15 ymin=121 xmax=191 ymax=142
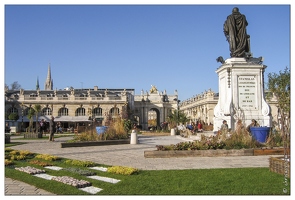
xmin=220 ymin=120 xmax=228 ymax=134
xmin=235 ymin=119 xmax=245 ymax=135
xmin=5 ymin=123 xmax=11 ymax=133
xmin=197 ymin=121 xmax=203 ymax=132
xmin=49 ymin=116 xmax=56 ymax=141
xmin=39 ymin=119 xmax=45 ymax=136
xmin=246 ymin=119 xmax=260 ymax=133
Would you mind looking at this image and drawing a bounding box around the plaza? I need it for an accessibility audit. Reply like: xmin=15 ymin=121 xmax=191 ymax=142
xmin=5 ymin=133 xmax=274 ymax=195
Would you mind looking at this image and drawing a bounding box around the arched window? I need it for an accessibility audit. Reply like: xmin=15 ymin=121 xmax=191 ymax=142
xmin=76 ymin=108 xmax=85 ymax=116
xmin=110 ymin=107 xmax=119 ymax=116
xmin=93 ymin=107 xmax=103 ymax=117
xmin=42 ymin=107 xmax=52 ymax=116
xmin=7 ymin=107 xmax=18 ymax=115
xmin=58 ymin=108 xmax=69 ymax=116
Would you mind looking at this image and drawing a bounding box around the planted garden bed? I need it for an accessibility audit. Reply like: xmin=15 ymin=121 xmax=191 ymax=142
xmin=144 ymin=147 xmax=289 ymax=158
xmin=61 ymin=139 xmax=130 ymax=148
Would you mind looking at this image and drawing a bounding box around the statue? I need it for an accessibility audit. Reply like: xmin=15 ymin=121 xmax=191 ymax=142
xmin=150 ymin=85 xmax=158 ymax=93
xmin=224 ymin=7 xmax=250 ymax=58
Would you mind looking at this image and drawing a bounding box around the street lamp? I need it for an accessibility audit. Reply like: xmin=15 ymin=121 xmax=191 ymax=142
xmin=21 ymin=102 xmax=24 ymax=133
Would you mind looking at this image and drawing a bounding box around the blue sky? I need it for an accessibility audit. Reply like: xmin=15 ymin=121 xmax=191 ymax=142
xmin=4 ymin=2 xmax=291 ymax=102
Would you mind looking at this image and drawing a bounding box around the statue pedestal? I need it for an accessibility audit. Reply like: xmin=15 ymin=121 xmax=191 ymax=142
xmin=213 ymin=57 xmax=272 ymax=132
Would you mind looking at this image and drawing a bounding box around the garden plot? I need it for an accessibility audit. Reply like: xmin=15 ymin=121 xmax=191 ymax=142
xmin=14 ymin=166 xmax=104 ymax=194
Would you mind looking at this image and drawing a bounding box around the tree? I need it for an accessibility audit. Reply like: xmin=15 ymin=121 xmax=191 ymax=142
xmin=34 ymin=104 xmax=42 ymax=133
xmin=266 ymin=67 xmax=290 ymax=149
xmin=8 ymin=113 xmax=19 ymax=121
xmin=10 ymin=81 xmax=22 ymax=90
xmin=167 ymin=109 xmax=190 ymax=129
xmin=27 ymin=108 xmax=35 ymax=133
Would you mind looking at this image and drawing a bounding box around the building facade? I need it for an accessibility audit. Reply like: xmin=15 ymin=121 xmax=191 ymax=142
xmin=5 ymin=65 xmax=279 ymax=133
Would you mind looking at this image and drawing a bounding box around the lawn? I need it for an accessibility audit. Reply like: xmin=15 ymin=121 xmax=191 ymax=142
xmin=5 ymin=147 xmax=290 ymax=195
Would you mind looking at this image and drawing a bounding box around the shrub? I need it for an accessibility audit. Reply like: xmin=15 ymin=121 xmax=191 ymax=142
xmin=266 ymin=128 xmax=284 ymax=147
xmin=223 ymin=131 xmax=262 ymax=149
xmin=62 ymin=167 xmax=96 ymax=176
xmin=29 ymin=160 xmax=52 ymax=167
xmin=64 ymin=159 xmax=96 ymax=167
xmin=8 ymin=150 xmax=34 ymax=160
xmin=107 ymin=166 xmax=139 ymax=175
xmin=156 ymin=130 xmax=264 ymax=151
xmin=74 ymin=131 xmax=100 ymax=141
xmin=73 ymin=117 xmax=129 ymax=141
xmin=35 ymin=154 xmax=59 ymax=161
xmin=5 ymin=159 xmax=14 ymax=166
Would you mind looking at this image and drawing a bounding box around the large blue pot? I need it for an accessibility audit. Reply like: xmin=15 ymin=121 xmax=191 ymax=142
xmin=250 ymin=127 xmax=270 ymax=143
xmin=96 ymin=126 xmax=108 ymax=135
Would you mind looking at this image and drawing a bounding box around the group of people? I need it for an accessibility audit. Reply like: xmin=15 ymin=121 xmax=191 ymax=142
xmin=39 ymin=116 xmax=62 ymax=141
xmin=186 ymin=121 xmax=203 ymax=134
xmin=219 ymin=119 xmax=260 ymax=135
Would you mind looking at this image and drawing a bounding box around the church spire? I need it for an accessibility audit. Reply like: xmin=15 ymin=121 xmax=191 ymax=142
xmin=36 ymin=76 xmax=40 ymax=90
xmin=44 ymin=63 xmax=53 ymax=90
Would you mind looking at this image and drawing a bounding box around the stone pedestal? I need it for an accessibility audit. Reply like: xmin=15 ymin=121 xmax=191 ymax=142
xmin=213 ymin=57 xmax=272 ymax=132
xmin=171 ymin=128 xmax=176 ymax=136
xmin=130 ymin=130 xmax=138 ymax=144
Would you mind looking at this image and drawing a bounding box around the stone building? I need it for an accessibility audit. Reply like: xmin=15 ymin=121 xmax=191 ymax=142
xmin=4 ymin=65 xmax=178 ymax=132
xmin=5 ymin=86 xmax=134 ymax=133
xmin=5 ymin=64 xmax=279 ymax=133
xmin=178 ymin=88 xmax=279 ymax=131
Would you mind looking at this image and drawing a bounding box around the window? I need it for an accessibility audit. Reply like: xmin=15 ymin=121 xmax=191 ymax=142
xmin=76 ymin=108 xmax=85 ymax=116
xmin=7 ymin=107 xmax=18 ymax=115
xmin=58 ymin=108 xmax=69 ymax=116
xmin=93 ymin=107 xmax=103 ymax=117
xmin=110 ymin=107 xmax=119 ymax=116
xmin=42 ymin=107 xmax=52 ymax=116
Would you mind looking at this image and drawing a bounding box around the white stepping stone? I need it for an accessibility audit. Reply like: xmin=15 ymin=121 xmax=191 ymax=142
xmin=79 ymin=186 xmax=103 ymax=194
xmin=88 ymin=166 xmax=108 ymax=172
xmin=33 ymin=173 xmax=56 ymax=180
xmin=44 ymin=166 xmax=63 ymax=171
xmin=87 ymin=175 xmax=120 ymax=184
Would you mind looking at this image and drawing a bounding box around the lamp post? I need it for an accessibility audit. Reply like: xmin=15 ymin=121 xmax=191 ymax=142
xmin=21 ymin=102 xmax=24 ymax=133
xmin=92 ymin=105 xmax=94 ymax=134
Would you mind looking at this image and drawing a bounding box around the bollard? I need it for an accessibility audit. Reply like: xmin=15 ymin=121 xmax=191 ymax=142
xmin=130 ymin=130 xmax=138 ymax=144
xmin=171 ymin=128 xmax=176 ymax=136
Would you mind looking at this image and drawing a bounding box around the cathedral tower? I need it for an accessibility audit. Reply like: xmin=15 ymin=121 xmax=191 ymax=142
xmin=44 ymin=63 xmax=53 ymax=90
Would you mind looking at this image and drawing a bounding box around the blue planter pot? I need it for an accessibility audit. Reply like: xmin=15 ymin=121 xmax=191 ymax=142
xmin=96 ymin=126 xmax=108 ymax=135
xmin=250 ymin=127 xmax=270 ymax=143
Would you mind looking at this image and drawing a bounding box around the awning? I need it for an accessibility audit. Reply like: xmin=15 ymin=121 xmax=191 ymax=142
xmin=54 ymin=116 xmax=91 ymax=122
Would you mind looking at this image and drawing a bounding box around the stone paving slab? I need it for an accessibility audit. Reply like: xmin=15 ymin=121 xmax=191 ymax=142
xmin=86 ymin=175 xmax=121 ymax=184
xmin=89 ymin=166 xmax=108 ymax=172
xmin=44 ymin=166 xmax=63 ymax=171
xmin=33 ymin=173 xmax=56 ymax=180
xmin=78 ymin=186 xmax=103 ymax=194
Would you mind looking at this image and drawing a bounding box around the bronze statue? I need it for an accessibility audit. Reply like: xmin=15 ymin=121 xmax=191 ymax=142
xmin=224 ymin=7 xmax=250 ymax=58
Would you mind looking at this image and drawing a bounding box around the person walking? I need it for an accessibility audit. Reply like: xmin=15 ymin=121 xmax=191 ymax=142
xmin=49 ymin=116 xmax=56 ymax=141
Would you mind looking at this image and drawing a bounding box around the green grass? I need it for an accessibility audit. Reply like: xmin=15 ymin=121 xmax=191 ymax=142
xmin=5 ymin=152 xmax=290 ymax=195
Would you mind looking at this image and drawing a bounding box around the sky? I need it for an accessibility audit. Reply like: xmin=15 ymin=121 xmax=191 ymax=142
xmin=3 ymin=1 xmax=291 ymax=102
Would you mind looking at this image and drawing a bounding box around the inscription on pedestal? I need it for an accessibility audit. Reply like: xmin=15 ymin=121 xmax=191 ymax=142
xmin=238 ymin=75 xmax=257 ymax=109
